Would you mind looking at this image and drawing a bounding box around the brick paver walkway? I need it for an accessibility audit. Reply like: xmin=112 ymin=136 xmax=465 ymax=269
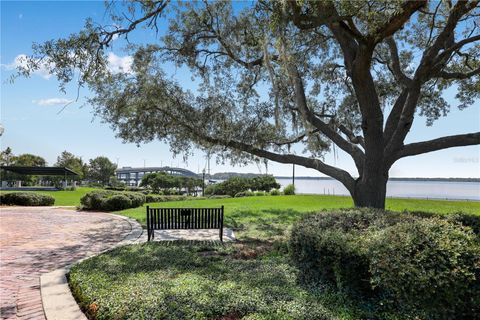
xmin=0 ymin=207 xmax=133 ymax=320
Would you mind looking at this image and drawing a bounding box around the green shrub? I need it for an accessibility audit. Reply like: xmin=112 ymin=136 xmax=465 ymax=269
xmin=80 ymin=190 xmax=145 ymax=211
xmin=283 ymin=184 xmax=295 ymax=195
xmin=254 ymin=191 xmax=266 ymax=196
xmin=104 ymin=186 xmax=126 ymax=191
xmin=270 ymin=189 xmax=281 ymax=196
xmin=447 ymin=212 xmax=480 ymax=235
xmin=162 ymin=188 xmax=181 ymax=195
xmin=411 ymin=210 xmax=480 ymax=235
xmin=145 ymin=194 xmax=207 ymax=203
xmin=103 ymin=194 xmax=132 ymax=211
xmin=289 ymin=209 xmax=386 ymax=292
xmin=234 ymin=191 xmax=254 ymax=198
xmin=205 ymin=176 xmax=280 ymax=197
xmin=289 ymin=209 xmax=480 ymax=318
xmin=0 ymin=192 xmax=55 ymax=206
xmin=368 ymin=218 xmax=480 ymax=318
xmin=87 ymin=182 xmax=104 ymax=188
xmin=207 ymin=195 xmax=232 ymax=199
xmin=251 ymin=175 xmax=281 ymax=192
xmin=204 ymin=184 xmax=219 ymax=196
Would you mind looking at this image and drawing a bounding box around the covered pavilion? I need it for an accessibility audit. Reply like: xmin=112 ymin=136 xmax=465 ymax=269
xmin=0 ymin=166 xmax=79 ymax=190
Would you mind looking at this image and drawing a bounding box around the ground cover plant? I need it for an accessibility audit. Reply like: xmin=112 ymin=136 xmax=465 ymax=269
xmin=69 ymin=243 xmax=347 ymax=320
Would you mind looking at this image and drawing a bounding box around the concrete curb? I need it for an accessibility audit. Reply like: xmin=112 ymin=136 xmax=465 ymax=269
xmin=40 ymin=213 xmax=144 ymax=320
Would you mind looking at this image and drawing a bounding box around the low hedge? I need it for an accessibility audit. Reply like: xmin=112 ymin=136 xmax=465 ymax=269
xmin=80 ymin=190 xmax=145 ymax=211
xmin=207 ymin=195 xmax=232 ymax=199
xmin=234 ymin=191 xmax=254 ymax=198
xmin=0 ymin=192 xmax=55 ymax=206
xmin=270 ymin=189 xmax=281 ymax=196
xmin=289 ymin=209 xmax=480 ymax=318
xmin=145 ymin=194 xmax=206 ymax=203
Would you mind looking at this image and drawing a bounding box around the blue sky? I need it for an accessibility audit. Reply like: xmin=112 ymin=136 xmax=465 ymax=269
xmin=1 ymin=1 xmax=479 ymax=178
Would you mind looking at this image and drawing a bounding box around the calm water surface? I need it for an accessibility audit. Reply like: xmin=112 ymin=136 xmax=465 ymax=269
xmin=276 ymin=178 xmax=480 ymax=201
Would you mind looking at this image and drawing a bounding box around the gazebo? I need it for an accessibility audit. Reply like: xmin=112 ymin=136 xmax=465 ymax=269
xmin=0 ymin=166 xmax=79 ymax=190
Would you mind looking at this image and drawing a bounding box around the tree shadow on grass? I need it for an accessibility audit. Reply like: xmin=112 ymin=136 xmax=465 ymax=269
xmin=69 ymin=241 xmax=338 ymax=319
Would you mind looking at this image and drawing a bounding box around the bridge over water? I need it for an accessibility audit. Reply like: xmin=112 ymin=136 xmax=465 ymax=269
xmin=116 ymin=166 xmax=198 ymax=186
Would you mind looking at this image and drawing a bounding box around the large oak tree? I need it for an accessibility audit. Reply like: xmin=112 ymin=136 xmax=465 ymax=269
xmin=19 ymin=0 xmax=479 ymax=208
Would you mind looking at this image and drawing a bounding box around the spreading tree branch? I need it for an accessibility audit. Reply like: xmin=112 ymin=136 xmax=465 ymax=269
xmin=370 ymin=0 xmax=427 ymax=43
xmin=285 ymin=62 xmax=365 ymax=176
xmin=385 ymin=37 xmax=412 ymax=86
xmin=392 ymin=132 xmax=480 ymax=162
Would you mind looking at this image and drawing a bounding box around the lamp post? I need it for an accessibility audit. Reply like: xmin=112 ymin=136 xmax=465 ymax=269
xmin=202 ymin=169 xmax=206 ymax=197
xmin=292 ymin=164 xmax=295 ymax=186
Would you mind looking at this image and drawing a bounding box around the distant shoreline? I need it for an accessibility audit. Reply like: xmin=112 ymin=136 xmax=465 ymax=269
xmin=208 ymin=172 xmax=479 ymax=183
xmin=275 ymin=177 xmax=480 ymax=183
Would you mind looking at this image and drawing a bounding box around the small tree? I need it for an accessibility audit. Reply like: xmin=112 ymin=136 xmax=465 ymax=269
xmin=87 ymin=156 xmax=117 ymax=185
xmin=55 ymin=151 xmax=84 ymax=179
xmin=1 ymin=151 xmax=47 ymax=186
xmin=0 ymin=147 xmax=14 ymax=166
xmin=19 ymin=1 xmax=480 ymax=208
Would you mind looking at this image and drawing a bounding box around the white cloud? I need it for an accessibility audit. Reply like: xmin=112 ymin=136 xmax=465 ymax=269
xmin=107 ymin=52 xmax=133 ymax=74
xmin=32 ymin=98 xmax=73 ymax=106
xmin=1 ymin=54 xmax=52 ymax=79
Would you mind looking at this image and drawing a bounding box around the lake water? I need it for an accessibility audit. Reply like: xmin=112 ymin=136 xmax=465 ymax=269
xmin=276 ymin=178 xmax=480 ymax=201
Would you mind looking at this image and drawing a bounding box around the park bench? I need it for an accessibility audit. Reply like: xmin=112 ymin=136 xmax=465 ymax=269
xmin=146 ymin=206 xmax=224 ymax=241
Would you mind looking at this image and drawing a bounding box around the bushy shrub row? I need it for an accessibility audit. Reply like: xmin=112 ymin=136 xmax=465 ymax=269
xmin=205 ymin=176 xmax=280 ymax=197
xmin=145 ymin=194 xmax=206 ymax=203
xmin=289 ymin=209 xmax=480 ymax=318
xmin=207 ymin=195 xmax=232 ymax=199
xmin=80 ymin=190 xmax=145 ymax=211
xmin=269 ymin=188 xmax=281 ymax=196
xmin=0 ymin=192 xmax=55 ymax=206
xmin=234 ymin=190 xmax=254 ymax=198
xmin=234 ymin=188 xmax=289 ymax=197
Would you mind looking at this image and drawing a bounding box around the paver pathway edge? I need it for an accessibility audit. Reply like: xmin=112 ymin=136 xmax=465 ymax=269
xmin=40 ymin=213 xmax=143 ymax=320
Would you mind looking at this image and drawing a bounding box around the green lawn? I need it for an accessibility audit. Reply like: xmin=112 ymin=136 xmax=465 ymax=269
xmin=0 ymin=187 xmax=97 ymax=206
xmin=115 ymin=195 xmax=479 ymax=241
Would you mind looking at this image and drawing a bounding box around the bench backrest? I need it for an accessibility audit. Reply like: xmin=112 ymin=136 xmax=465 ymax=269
xmin=146 ymin=206 xmax=224 ymax=230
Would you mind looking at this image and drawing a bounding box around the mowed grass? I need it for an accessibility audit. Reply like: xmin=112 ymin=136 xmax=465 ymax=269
xmin=0 ymin=187 xmax=97 ymax=206
xmin=116 ymin=195 xmax=479 ymax=240
xmin=117 ymin=194 xmax=480 ymax=225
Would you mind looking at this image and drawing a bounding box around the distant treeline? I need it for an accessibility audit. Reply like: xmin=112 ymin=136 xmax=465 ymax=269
xmin=211 ymin=172 xmax=479 ymax=183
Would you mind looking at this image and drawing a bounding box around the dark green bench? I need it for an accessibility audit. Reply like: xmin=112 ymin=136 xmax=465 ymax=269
xmin=146 ymin=206 xmax=224 ymax=241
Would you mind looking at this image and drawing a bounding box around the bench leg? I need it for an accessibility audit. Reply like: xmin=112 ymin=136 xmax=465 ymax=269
xmin=147 ymin=229 xmax=151 ymax=241
xmin=219 ymin=228 xmax=223 ymax=242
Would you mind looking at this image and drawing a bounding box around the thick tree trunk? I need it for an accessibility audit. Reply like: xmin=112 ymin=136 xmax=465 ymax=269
xmin=352 ymin=173 xmax=388 ymax=209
